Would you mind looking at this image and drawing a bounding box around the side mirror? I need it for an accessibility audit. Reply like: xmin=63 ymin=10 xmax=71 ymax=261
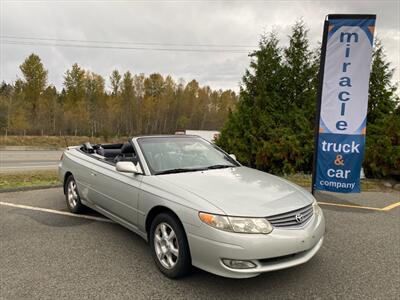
xmin=116 ymin=161 xmax=140 ymax=174
xmin=229 ymin=154 xmax=237 ymax=160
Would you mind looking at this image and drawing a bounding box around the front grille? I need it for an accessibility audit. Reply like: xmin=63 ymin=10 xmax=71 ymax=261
xmin=266 ymin=204 xmax=313 ymax=228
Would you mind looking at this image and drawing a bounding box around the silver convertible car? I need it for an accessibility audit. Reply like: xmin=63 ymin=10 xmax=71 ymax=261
xmin=59 ymin=135 xmax=325 ymax=278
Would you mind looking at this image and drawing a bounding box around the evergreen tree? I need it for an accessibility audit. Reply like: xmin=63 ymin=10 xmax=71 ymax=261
xmin=7 ymin=80 xmax=29 ymax=134
xmin=110 ymin=70 xmax=121 ymax=96
xmin=109 ymin=70 xmax=123 ymax=135
xmin=0 ymin=82 xmax=12 ymax=134
xmin=121 ymin=71 xmax=135 ymax=134
xmin=38 ymin=86 xmax=59 ymax=135
xmin=63 ymin=63 xmax=87 ymax=135
xmin=218 ymin=24 xmax=398 ymax=178
xmin=217 ymin=23 xmax=318 ymax=174
xmin=281 ymin=21 xmax=319 ymax=172
xmin=364 ymin=41 xmax=400 ymax=177
xmin=217 ymin=32 xmax=286 ymax=171
xmin=19 ymin=54 xmax=48 ymax=131
xmin=85 ymin=71 xmax=106 ymax=136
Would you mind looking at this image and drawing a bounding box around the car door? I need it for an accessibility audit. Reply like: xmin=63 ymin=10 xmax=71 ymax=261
xmin=89 ymin=143 xmax=143 ymax=226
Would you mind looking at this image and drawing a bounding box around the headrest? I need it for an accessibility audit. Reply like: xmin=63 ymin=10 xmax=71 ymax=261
xmin=121 ymin=142 xmax=134 ymax=154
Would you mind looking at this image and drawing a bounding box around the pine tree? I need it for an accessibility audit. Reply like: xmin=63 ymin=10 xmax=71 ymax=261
xmin=110 ymin=70 xmax=121 ymax=96
xmin=218 ymin=23 xmax=399 ymax=177
xmin=281 ymin=21 xmax=319 ymax=172
xmin=109 ymin=70 xmax=122 ymax=135
xmin=0 ymin=82 xmax=12 ymax=134
xmin=217 ymin=32 xmax=286 ymax=172
xmin=364 ymin=41 xmax=400 ymax=177
xmin=217 ymin=23 xmax=318 ymax=174
xmin=85 ymin=71 xmax=106 ymax=136
xmin=121 ymin=71 xmax=135 ymax=135
xmin=63 ymin=63 xmax=87 ymax=135
xmin=38 ymin=86 xmax=59 ymax=135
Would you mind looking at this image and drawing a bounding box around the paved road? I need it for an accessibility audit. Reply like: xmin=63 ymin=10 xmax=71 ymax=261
xmin=0 ymin=188 xmax=399 ymax=299
xmin=0 ymin=150 xmax=63 ymax=172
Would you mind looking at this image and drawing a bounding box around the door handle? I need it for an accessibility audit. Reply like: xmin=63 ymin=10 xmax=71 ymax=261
xmin=90 ymin=172 xmax=97 ymax=177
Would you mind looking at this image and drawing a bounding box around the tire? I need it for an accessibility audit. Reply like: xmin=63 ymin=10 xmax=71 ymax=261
xmin=149 ymin=212 xmax=192 ymax=278
xmin=65 ymin=175 xmax=85 ymax=213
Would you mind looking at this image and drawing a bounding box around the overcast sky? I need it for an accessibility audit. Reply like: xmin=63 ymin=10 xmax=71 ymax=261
xmin=1 ymin=0 xmax=399 ymax=92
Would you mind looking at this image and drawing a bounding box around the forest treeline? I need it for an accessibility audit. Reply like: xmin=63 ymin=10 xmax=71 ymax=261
xmin=0 ymin=58 xmax=237 ymax=137
xmin=1 ymin=21 xmax=398 ymax=178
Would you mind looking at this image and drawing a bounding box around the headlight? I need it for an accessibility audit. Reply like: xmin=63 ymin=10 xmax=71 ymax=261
xmin=312 ymin=200 xmax=322 ymax=216
xmin=198 ymin=212 xmax=232 ymax=231
xmin=229 ymin=216 xmax=273 ymax=234
xmin=199 ymin=212 xmax=273 ymax=234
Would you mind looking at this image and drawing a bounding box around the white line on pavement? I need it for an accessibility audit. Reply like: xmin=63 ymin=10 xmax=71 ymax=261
xmin=0 ymin=201 xmax=114 ymax=223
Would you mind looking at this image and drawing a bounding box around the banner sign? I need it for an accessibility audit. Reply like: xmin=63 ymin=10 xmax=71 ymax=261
xmin=313 ymin=14 xmax=376 ymax=193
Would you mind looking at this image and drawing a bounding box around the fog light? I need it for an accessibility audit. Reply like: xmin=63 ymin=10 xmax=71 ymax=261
xmin=222 ymin=259 xmax=256 ymax=269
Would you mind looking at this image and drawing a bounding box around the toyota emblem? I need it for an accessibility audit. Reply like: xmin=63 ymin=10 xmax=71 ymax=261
xmin=295 ymin=213 xmax=303 ymax=223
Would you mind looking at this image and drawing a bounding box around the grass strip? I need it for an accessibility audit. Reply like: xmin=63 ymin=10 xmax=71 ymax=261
xmin=0 ymin=135 xmax=129 ymax=149
xmin=0 ymin=170 xmax=61 ymax=190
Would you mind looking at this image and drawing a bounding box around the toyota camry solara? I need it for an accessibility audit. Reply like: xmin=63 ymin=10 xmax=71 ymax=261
xmin=59 ymin=135 xmax=325 ymax=278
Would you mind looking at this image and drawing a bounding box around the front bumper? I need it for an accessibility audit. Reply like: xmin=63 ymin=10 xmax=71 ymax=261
xmin=186 ymin=208 xmax=325 ymax=278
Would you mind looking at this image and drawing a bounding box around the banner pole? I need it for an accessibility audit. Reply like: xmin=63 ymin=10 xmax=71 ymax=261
xmin=311 ymin=18 xmax=330 ymax=195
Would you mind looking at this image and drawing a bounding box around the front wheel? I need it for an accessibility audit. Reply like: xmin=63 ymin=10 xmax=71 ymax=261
xmin=65 ymin=175 xmax=85 ymax=213
xmin=149 ymin=213 xmax=192 ymax=278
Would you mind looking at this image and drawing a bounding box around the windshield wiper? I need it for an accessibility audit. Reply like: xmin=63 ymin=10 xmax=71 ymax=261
xmin=204 ymin=164 xmax=235 ymax=170
xmin=155 ymin=165 xmax=235 ymax=175
xmin=155 ymin=168 xmax=204 ymax=175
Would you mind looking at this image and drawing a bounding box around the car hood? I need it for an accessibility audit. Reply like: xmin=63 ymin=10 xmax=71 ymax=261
xmin=157 ymin=166 xmax=314 ymax=217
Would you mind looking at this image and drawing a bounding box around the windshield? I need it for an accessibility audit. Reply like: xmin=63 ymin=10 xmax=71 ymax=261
xmin=137 ymin=136 xmax=239 ymax=175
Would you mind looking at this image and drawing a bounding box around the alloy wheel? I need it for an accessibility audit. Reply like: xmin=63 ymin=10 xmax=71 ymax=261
xmin=154 ymin=222 xmax=179 ymax=269
xmin=67 ymin=180 xmax=78 ymax=208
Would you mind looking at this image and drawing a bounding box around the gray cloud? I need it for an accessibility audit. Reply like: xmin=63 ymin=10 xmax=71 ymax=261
xmin=1 ymin=0 xmax=399 ymax=92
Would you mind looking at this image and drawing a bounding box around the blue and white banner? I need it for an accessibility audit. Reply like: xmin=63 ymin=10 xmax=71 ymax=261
xmin=315 ymin=15 xmax=376 ymax=193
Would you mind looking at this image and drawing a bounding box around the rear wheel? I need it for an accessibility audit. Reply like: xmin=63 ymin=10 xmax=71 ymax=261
xmin=65 ymin=175 xmax=84 ymax=213
xmin=150 ymin=213 xmax=191 ymax=278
